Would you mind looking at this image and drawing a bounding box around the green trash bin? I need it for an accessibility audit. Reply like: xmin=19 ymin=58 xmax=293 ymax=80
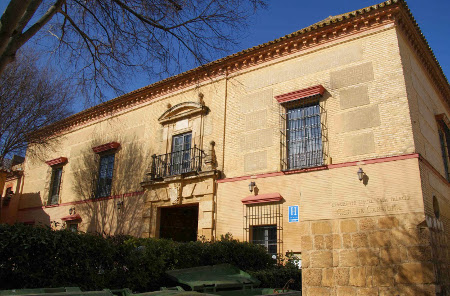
xmin=0 ymin=287 xmax=213 ymax=296
xmin=165 ymin=264 xmax=301 ymax=296
xmin=0 ymin=287 xmax=115 ymax=296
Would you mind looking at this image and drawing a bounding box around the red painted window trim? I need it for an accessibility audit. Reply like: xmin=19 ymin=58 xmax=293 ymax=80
xmin=435 ymin=113 xmax=450 ymax=128
xmin=61 ymin=213 xmax=82 ymax=222
xmin=45 ymin=157 xmax=68 ymax=166
xmin=275 ymin=85 xmax=325 ymax=104
xmin=92 ymin=142 xmax=120 ymax=153
xmin=241 ymin=192 xmax=282 ymax=204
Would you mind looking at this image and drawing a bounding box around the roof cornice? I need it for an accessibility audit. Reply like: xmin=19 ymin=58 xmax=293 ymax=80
xmin=394 ymin=4 xmax=450 ymax=111
xmin=35 ymin=0 xmax=449 ymax=137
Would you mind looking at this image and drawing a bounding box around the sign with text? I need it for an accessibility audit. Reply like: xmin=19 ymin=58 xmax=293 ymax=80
xmin=289 ymin=205 xmax=299 ymax=222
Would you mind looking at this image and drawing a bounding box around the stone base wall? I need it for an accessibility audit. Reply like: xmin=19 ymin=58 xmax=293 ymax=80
xmin=301 ymin=213 xmax=445 ymax=296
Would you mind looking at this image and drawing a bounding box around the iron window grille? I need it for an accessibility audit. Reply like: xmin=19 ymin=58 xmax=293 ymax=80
xmin=96 ymin=154 xmax=115 ymax=198
xmin=280 ymin=97 xmax=328 ymax=171
xmin=48 ymin=167 xmax=62 ymax=205
xmin=244 ymin=203 xmax=283 ymax=258
xmin=251 ymin=225 xmax=278 ymax=258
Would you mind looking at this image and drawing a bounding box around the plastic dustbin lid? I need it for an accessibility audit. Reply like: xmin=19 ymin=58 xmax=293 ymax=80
xmin=0 ymin=288 xmax=115 ymax=296
xmin=166 ymin=264 xmax=261 ymax=291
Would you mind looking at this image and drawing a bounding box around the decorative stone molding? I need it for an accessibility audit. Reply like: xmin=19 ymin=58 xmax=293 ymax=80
xmin=204 ymin=141 xmax=217 ymax=170
xmin=142 ymin=169 xmax=218 ymax=188
xmin=92 ymin=142 xmax=120 ymax=153
xmin=45 ymin=157 xmax=68 ymax=167
xmin=168 ymin=183 xmax=182 ymax=205
xmin=158 ymin=102 xmax=208 ymax=124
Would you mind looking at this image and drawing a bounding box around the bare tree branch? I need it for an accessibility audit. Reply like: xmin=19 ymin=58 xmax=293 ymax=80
xmin=0 ymin=0 xmax=266 ymax=105
xmin=0 ymin=49 xmax=73 ymax=160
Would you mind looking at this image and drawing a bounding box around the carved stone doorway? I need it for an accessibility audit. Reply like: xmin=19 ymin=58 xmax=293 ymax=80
xmin=159 ymin=204 xmax=199 ymax=242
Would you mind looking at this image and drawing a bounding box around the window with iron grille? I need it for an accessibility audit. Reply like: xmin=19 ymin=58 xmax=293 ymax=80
xmin=97 ymin=154 xmax=115 ymax=198
xmin=48 ymin=167 xmax=62 ymax=205
xmin=438 ymin=123 xmax=450 ymax=181
xmin=280 ymin=98 xmax=326 ymax=171
xmin=244 ymin=203 xmax=282 ymax=258
xmin=251 ymin=225 xmax=277 ymax=257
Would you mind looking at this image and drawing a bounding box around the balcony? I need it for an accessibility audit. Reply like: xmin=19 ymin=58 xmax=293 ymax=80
xmin=148 ymin=146 xmax=205 ymax=180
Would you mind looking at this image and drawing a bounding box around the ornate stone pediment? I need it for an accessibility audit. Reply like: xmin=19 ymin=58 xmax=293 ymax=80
xmin=158 ymin=102 xmax=208 ymax=124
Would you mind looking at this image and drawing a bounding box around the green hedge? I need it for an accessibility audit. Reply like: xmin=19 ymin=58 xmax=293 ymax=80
xmin=0 ymin=224 xmax=300 ymax=292
xmin=249 ymin=266 xmax=302 ymax=291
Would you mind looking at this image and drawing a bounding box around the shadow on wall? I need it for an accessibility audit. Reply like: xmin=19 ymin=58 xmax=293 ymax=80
xmin=71 ymin=135 xmax=150 ymax=236
xmin=302 ymin=167 xmax=448 ymax=295
xmin=15 ymin=192 xmax=51 ymax=226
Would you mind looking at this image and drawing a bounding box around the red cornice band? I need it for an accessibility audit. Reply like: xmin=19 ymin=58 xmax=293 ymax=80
xmin=218 ymin=153 xmax=420 ymax=183
xmin=18 ymin=191 xmax=145 ymax=212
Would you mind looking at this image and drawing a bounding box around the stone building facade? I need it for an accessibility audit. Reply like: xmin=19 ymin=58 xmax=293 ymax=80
xmin=2 ymin=0 xmax=449 ymax=295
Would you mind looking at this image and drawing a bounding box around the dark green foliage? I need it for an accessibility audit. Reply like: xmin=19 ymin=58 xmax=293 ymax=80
xmin=249 ymin=266 xmax=302 ymax=291
xmin=0 ymin=224 xmax=291 ymax=292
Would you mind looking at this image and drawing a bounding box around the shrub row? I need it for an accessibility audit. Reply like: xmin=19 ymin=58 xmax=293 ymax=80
xmin=0 ymin=224 xmax=300 ymax=292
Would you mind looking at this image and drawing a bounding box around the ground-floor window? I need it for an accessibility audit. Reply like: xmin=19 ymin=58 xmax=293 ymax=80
xmin=67 ymin=223 xmax=78 ymax=232
xmin=244 ymin=203 xmax=282 ymax=258
xmin=251 ymin=225 xmax=277 ymax=257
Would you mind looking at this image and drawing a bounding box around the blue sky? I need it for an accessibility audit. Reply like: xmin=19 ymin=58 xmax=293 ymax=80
xmin=1 ymin=0 xmax=449 ymax=108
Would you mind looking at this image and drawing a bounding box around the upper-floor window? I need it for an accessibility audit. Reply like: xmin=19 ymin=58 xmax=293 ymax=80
xmin=97 ymin=154 xmax=115 ymax=198
xmin=45 ymin=157 xmax=68 ymax=205
xmin=286 ymin=103 xmax=323 ymax=170
xmin=2 ymin=187 xmax=13 ymax=206
xmin=171 ymin=132 xmax=192 ymax=175
xmin=438 ymin=121 xmax=450 ymax=181
xmin=91 ymin=142 xmax=120 ymax=198
xmin=48 ymin=167 xmax=62 ymax=205
xmin=276 ymin=85 xmax=326 ymax=171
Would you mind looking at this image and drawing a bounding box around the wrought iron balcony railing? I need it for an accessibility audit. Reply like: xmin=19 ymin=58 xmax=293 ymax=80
xmin=149 ymin=145 xmax=205 ymax=180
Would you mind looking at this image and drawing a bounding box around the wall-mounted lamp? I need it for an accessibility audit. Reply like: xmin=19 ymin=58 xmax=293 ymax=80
xmin=248 ymin=181 xmax=256 ymax=192
xmin=357 ymin=168 xmax=364 ymax=181
xmin=117 ymin=201 xmax=124 ymax=210
xmin=69 ymin=207 xmax=76 ymax=215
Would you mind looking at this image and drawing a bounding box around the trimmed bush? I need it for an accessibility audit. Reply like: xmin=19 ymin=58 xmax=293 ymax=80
xmin=249 ymin=266 xmax=302 ymax=291
xmin=0 ymin=224 xmax=297 ymax=292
